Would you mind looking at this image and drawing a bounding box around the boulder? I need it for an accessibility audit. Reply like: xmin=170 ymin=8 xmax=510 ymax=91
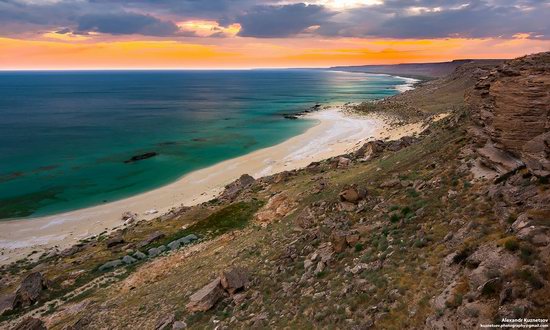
xmin=12 ymin=317 xmax=46 ymax=330
xmin=354 ymin=140 xmax=385 ymax=160
xmin=177 ymin=234 xmax=198 ymax=245
xmin=172 ymin=321 xmax=187 ymax=330
xmin=137 ymin=231 xmax=165 ymax=248
xmin=337 ymin=157 xmax=352 ymax=169
xmin=155 ymin=313 xmax=175 ymax=330
xmin=148 ymin=248 xmax=161 ymax=258
xmin=220 ymin=174 xmax=255 ymax=201
xmin=380 ymin=179 xmax=400 ymax=188
xmin=522 ymin=132 xmax=550 ymax=177
xmin=339 ymin=186 xmax=360 ymax=203
xmin=121 ymin=211 xmax=138 ymax=224
xmin=186 ymin=278 xmax=225 ymax=312
xmin=122 ymin=255 xmax=137 ymax=265
xmin=106 ymin=235 xmax=125 ymax=248
xmin=167 ymin=241 xmax=181 ymax=250
xmin=330 ymin=231 xmax=349 ymax=253
xmin=133 ymin=251 xmax=147 ymax=260
xmin=0 ymin=293 xmax=15 ymax=315
xmin=220 ymin=267 xmax=249 ymax=295
xmin=14 ymin=272 xmax=48 ymax=308
xmin=99 ymin=260 xmax=123 ymax=271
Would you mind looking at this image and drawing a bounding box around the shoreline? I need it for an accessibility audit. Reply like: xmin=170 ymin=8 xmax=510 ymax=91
xmin=0 ymin=107 xmax=425 ymax=266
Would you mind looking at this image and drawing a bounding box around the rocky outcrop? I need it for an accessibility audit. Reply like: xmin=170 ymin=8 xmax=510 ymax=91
xmin=220 ymin=174 xmax=255 ymax=201
xmin=220 ymin=267 xmax=249 ymax=295
xmin=255 ymin=193 xmax=296 ymax=224
xmin=468 ymin=52 xmax=550 ymax=178
xmin=14 ymin=272 xmax=48 ymax=308
xmin=186 ymin=278 xmax=225 ymax=312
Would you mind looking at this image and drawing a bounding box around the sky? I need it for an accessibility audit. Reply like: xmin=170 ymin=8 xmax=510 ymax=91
xmin=0 ymin=0 xmax=548 ymax=69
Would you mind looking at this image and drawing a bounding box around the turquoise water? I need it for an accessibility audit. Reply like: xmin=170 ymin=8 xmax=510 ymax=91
xmin=0 ymin=70 xmax=405 ymax=219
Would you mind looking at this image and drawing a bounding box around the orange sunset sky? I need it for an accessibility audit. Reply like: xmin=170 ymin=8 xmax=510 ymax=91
xmin=0 ymin=0 xmax=548 ymax=69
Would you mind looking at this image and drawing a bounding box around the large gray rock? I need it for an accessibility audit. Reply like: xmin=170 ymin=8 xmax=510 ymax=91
xmin=14 ymin=272 xmax=48 ymax=308
xmin=148 ymin=248 xmax=161 ymax=258
xmin=133 ymin=251 xmax=147 ymax=260
xmin=186 ymin=278 xmax=225 ymax=312
xmin=178 ymin=234 xmax=198 ymax=245
xmin=99 ymin=259 xmax=123 ymax=271
xmin=122 ymin=255 xmax=137 ymax=265
xmin=167 ymin=241 xmax=181 ymax=250
xmin=12 ymin=316 xmax=46 ymax=330
xmin=220 ymin=267 xmax=249 ymax=295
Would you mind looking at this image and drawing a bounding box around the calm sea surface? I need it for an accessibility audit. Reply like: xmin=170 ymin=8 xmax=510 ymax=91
xmin=0 ymin=70 xmax=406 ymax=219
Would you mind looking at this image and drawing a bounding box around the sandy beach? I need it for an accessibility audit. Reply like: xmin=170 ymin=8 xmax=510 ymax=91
xmin=0 ymin=108 xmax=424 ymax=265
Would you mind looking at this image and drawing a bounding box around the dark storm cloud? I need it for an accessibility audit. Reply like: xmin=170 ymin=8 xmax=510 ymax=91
xmin=76 ymin=12 xmax=179 ymax=36
xmin=314 ymin=0 xmax=549 ymax=39
xmin=0 ymin=0 xmax=547 ymax=39
xmin=368 ymin=1 xmax=550 ymax=39
xmin=236 ymin=3 xmax=333 ymax=38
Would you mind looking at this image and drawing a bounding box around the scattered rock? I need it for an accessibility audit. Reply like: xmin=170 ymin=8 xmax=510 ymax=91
xmin=167 ymin=241 xmax=181 ymax=250
xmin=137 ymin=231 xmax=165 ymax=248
xmin=220 ymin=267 xmax=249 ymax=295
xmin=354 ymin=140 xmax=385 ymax=161
xmin=172 ymin=321 xmax=187 ymax=330
xmin=331 ymin=231 xmax=349 ymax=253
xmin=186 ymin=278 xmax=225 ymax=312
xmin=133 ymin=251 xmax=147 ymax=260
xmin=155 ymin=313 xmax=175 ymax=330
xmin=121 ymin=211 xmax=138 ymax=223
xmin=14 ymin=272 xmax=48 ymax=308
xmin=99 ymin=260 xmax=123 ymax=271
xmin=220 ymin=174 xmax=255 ymax=201
xmin=12 ymin=317 xmax=46 ymax=330
xmin=122 ymin=255 xmax=137 ymax=265
xmin=0 ymin=293 xmax=15 ymax=315
xmin=255 ymin=193 xmax=296 ymax=224
xmin=148 ymin=248 xmax=162 ymax=258
xmin=106 ymin=235 xmax=125 ymax=248
xmin=337 ymin=157 xmax=352 ymax=169
xmin=339 ymin=186 xmax=363 ymax=203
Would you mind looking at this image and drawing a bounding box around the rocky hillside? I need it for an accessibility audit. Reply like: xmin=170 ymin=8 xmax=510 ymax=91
xmin=0 ymin=52 xmax=548 ymax=330
xmin=331 ymin=59 xmax=504 ymax=79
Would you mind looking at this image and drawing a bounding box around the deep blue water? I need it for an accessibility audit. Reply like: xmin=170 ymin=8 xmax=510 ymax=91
xmin=0 ymin=70 xmax=405 ymax=219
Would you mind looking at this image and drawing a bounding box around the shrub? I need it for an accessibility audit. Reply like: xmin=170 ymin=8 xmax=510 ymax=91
xmin=503 ymin=237 xmax=520 ymax=251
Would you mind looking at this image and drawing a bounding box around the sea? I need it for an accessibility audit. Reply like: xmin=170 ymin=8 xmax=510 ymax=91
xmin=0 ymin=69 xmax=413 ymax=219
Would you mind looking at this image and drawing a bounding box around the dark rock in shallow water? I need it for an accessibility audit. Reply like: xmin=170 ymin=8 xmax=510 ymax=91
xmin=283 ymin=114 xmax=299 ymax=120
xmin=124 ymin=152 xmax=158 ymax=163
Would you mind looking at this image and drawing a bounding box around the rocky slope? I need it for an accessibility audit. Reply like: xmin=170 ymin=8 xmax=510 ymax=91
xmin=0 ymin=52 xmax=548 ymax=330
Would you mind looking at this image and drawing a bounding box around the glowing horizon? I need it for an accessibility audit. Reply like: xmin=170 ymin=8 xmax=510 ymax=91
xmin=1 ymin=1 xmax=548 ymax=70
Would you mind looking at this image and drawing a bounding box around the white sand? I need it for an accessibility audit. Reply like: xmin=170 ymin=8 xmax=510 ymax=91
xmin=0 ymin=108 xmax=424 ymax=265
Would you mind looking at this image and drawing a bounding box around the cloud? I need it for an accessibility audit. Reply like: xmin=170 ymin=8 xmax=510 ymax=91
xmin=369 ymin=1 xmax=550 ymax=39
xmin=316 ymin=0 xmax=550 ymax=39
xmin=76 ymin=12 xmax=179 ymax=36
xmin=236 ymin=3 xmax=334 ymax=38
xmin=0 ymin=0 xmax=548 ymax=40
